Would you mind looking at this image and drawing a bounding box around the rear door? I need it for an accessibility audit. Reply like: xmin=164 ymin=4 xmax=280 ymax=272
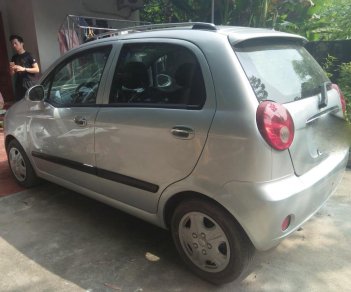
xmin=235 ymin=39 xmax=347 ymax=176
xmin=93 ymin=40 xmax=216 ymax=213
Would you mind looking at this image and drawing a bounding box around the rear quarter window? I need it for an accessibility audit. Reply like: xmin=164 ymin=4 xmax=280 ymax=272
xmin=234 ymin=42 xmax=329 ymax=104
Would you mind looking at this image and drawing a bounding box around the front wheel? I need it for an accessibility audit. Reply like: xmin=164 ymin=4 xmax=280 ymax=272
xmin=171 ymin=198 xmax=254 ymax=285
xmin=7 ymin=139 xmax=40 ymax=187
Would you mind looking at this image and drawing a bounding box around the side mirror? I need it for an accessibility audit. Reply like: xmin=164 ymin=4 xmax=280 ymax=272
xmin=26 ymin=85 xmax=45 ymax=102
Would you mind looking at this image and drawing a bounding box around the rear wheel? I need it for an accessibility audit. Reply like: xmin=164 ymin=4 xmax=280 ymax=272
xmin=7 ymin=140 xmax=40 ymax=187
xmin=171 ymin=198 xmax=254 ymax=285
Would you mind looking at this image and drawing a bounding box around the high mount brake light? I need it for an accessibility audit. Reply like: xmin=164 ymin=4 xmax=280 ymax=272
xmin=332 ymin=84 xmax=346 ymax=114
xmin=256 ymin=101 xmax=295 ymax=151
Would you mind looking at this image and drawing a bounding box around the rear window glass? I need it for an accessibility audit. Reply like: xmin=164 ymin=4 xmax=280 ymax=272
xmin=235 ymin=43 xmax=329 ymax=103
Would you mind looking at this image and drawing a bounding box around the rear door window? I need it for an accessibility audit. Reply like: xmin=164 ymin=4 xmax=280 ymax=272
xmin=109 ymin=43 xmax=206 ymax=109
xmin=235 ymin=41 xmax=329 ymax=103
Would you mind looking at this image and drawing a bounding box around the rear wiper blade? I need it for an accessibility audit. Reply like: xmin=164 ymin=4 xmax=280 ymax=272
xmin=319 ymin=81 xmax=332 ymax=109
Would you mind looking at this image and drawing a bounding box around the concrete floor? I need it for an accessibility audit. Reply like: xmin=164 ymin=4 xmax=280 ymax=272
xmin=0 ymin=171 xmax=351 ymax=292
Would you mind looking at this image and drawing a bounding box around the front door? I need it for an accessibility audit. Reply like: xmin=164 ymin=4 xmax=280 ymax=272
xmin=29 ymin=46 xmax=112 ymax=185
xmin=94 ymin=41 xmax=216 ymax=213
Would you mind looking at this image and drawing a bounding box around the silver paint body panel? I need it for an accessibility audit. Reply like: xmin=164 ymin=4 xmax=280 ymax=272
xmin=4 ymin=27 xmax=348 ymax=250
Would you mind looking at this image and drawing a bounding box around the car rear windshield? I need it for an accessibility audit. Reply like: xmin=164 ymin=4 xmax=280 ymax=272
xmin=234 ymin=41 xmax=329 ymax=104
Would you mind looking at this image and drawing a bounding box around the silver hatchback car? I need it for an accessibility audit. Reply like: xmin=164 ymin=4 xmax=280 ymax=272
xmin=4 ymin=23 xmax=349 ymax=284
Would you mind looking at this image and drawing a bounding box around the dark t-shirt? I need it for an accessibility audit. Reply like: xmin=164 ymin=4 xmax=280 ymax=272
xmin=11 ymin=51 xmax=38 ymax=100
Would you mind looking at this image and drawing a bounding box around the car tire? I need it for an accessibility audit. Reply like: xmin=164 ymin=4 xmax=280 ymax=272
xmin=7 ymin=139 xmax=40 ymax=188
xmin=171 ymin=198 xmax=254 ymax=285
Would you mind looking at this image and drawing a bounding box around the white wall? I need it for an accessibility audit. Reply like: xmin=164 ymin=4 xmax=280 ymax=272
xmin=32 ymin=0 xmax=140 ymax=71
xmin=1 ymin=0 xmax=39 ymax=65
xmin=3 ymin=0 xmax=141 ymax=72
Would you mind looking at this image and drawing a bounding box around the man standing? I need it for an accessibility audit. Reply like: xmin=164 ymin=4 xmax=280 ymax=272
xmin=9 ymin=35 xmax=40 ymax=101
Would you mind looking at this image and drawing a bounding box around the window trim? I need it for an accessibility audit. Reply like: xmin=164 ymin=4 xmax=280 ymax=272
xmin=98 ymin=102 xmax=202 ymax=110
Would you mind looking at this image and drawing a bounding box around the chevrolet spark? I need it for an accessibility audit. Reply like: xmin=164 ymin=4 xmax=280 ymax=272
xmin=4 ymin=23 xmax=349 ymax=284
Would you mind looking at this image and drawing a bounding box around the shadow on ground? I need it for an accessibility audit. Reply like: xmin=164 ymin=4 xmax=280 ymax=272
xmin=0 ymin=183 xmax=215 ymax=291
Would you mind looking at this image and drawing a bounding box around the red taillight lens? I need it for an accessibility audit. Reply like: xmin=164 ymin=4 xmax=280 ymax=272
xmin=256 ymin=101 xmax=294 ymax=151
xmin=332 ymin=83 xmax=346 ymax=114
xmin=281 ymin=215 xmax=292 ymax=231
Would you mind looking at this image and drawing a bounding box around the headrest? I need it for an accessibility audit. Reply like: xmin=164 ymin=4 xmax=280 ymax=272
xmin=120 ymin=62 xmax=149 ymax=89
xmin=175 ymin=63 xmax=194 ymax=87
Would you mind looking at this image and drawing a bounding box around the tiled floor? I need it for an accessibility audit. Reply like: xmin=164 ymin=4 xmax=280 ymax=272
xmin=0 ymin=128 xmax=24 ymax=196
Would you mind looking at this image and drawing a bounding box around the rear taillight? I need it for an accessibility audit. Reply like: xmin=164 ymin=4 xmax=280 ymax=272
xmin=332 ymin=83 xmax=346 ymax=114
xmin=256 ymin=101 xmax=294 ymax=151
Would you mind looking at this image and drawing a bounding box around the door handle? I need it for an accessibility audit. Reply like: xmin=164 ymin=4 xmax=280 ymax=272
xmin=171 ymin=126 xmax=194 ymax=139
xmin=74 ymin=116 xmax=87 ymax=126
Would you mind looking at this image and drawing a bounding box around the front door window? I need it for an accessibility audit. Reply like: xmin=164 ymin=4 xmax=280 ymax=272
xmin=43 ymin=46 xmax=111 ymax=106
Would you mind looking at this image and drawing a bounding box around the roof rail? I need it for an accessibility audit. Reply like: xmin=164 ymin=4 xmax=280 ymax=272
xmin=91 ymin=22 xmax=218 ymax=41
xmin=58 ymin=16 xmax=218 ymax=52
xmin=192 ymin=23 xmax=217 ymax=31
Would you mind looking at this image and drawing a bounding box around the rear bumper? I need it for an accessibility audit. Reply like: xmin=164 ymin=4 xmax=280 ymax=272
xmin=223 ymin=149 xmax=348 ymax=251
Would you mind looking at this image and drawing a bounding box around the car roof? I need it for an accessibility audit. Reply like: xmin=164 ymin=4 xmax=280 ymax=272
xmin=79 ymin=22 xmax=306 ymax=49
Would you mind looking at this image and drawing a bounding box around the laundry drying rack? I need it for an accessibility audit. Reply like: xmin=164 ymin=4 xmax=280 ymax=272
xmin=58 ymin=14 xmax=150 ymax=53
xmin=58 ymin=15 xmax=217 ymax=54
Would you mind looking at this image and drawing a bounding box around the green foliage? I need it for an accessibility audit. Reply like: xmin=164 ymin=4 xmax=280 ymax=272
xmin=140 ymin=0 xmax=310 ymax=27
xmin=303 ymin=0 xmax=351 ymax=40
xmin=322 ymin=55 xmax=351 ymax=119
xmin=171 ymin=0 xmax=213 ymax=22
xmin=321 ymin=54 xmax=339 ymax=79
xmin=267 ymin=0 xmax=351 ymax=41
xmin=140 ymin=0 xmax=350 ymax=41
xmin=140 ymin=0 xmax=173 ymax=23
xmin=141 ymin=0 xmax=214 ymax=23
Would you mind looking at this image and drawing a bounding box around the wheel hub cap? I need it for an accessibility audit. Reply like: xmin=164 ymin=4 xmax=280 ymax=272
xmin=179 ymin=211 xmax=230 ymax=273
xmin=9 ymin=147 xmax=26 ymax=182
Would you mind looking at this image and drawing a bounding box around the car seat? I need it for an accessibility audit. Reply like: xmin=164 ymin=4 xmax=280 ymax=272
xmin=120 ymin=62 xmax=150 ymax=103
xmin=172 ymin=63 xmax=195 ymax=104
xmin=110 ymin=61 xmax=150 ymax=103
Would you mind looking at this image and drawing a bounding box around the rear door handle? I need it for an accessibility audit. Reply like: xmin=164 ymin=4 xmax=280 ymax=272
xmin=74 ymin=116 xmax=87 ymax=127
xmin=171 ymin=126 xmax=194 ymax=139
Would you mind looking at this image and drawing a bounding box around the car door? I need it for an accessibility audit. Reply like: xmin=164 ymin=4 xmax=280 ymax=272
xmin=29 ymin=45 xmax=112 ymax=186
xmin=93 ymin=40 xmax=216 ymax=213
